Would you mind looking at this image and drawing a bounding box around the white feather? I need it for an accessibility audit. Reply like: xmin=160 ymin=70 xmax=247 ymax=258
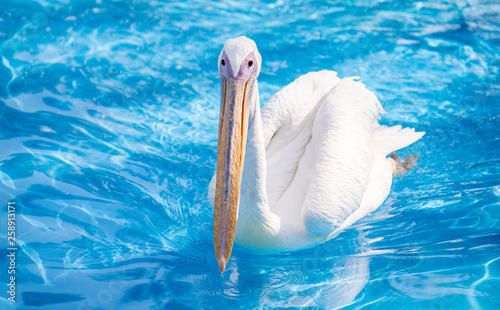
xmin=372 ymin=124 xmax=425 ymax=156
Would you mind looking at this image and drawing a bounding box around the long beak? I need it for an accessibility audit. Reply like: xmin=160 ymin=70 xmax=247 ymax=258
xmin=214 ymin=76 xmax=254 ymax=273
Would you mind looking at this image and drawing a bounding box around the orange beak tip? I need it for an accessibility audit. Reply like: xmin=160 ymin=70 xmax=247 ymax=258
xmin=218 ymin=256 xmax=226 ymax=273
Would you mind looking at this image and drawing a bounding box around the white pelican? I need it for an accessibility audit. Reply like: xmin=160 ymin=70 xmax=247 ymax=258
xmin=208 ymin=37 xmax=424 ymax=272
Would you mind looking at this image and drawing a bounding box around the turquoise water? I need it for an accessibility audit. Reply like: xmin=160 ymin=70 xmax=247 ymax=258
xmin=0 ymin=0 xmax=499 ymax=309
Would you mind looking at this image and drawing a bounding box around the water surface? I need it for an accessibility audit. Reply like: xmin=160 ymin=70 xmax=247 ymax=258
xmin=0 ymin=0 xmax=499 ymax=309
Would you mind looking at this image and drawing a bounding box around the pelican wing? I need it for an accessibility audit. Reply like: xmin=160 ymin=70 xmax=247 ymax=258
xmin=261 ymin=71 xmax=340 ymax=208
xmin=262 ymin=72 xmax=384 ymax=235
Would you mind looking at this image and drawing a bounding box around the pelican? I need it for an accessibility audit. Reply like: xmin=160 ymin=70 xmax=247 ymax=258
xmin=208 ymin=37 xmax=424 ymax=272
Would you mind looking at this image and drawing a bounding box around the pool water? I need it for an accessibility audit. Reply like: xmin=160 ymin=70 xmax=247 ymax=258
xmin=0 ymin=0 xmax=499 ymax=309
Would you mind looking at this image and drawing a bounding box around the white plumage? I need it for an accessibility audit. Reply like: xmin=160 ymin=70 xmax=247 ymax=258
xmin=209 ymin=37 xmax=424 ymax=253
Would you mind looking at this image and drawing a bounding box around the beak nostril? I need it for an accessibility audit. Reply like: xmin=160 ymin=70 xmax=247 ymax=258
xmin=221 ymin=59 xmax=225 ymax=66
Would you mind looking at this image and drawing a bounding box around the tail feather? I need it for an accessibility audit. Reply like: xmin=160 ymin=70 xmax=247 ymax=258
xmin=372 ymin=124 xmax=425 ymax=156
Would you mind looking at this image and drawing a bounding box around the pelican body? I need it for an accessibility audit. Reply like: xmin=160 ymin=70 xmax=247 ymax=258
xmin=209 ymin=37 xmax=424 ymax=272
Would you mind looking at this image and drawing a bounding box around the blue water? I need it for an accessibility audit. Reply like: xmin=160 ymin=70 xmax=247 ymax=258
xmin=0 ymin=0 xmax=499 ymax=309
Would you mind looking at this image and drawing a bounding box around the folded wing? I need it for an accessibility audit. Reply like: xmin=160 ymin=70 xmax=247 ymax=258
xmin=263 ymin=74 xmax=384 ymax=235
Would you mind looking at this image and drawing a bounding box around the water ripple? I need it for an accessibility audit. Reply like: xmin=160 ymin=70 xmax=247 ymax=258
xmin=0 ymin=0 xmax=499 ymax=309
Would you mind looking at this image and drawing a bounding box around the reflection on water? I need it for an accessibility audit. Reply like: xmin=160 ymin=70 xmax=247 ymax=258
xmin=0 ymin=0 xmax=499 ymax=309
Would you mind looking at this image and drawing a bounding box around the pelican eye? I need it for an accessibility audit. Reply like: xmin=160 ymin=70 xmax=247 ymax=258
xmin=248 ymin=60 xmax=253 ymax=67
xmin=221 ymin=59 xmax=225 ymax=66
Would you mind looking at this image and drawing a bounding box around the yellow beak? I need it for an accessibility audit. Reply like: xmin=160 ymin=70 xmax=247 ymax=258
xmin=214 ymin=76 xmax=254 ymax=272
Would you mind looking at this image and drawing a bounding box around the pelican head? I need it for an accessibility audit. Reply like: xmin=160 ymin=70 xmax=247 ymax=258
xmin=214 ymin=37 xmax=261 ymax=272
